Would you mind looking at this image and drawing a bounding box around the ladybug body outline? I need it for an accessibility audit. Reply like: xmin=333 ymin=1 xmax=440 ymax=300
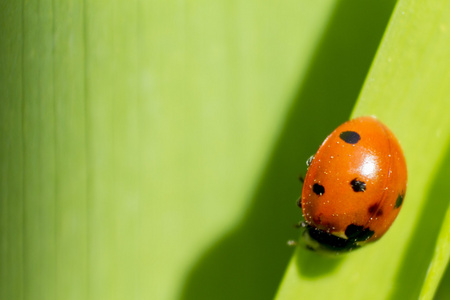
xmin=299 ymin=116 xmax=407 ymax=253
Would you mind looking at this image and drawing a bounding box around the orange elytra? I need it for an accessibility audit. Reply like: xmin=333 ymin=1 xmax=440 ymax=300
xmin=299 ymin=116 xmax=407 ymax=253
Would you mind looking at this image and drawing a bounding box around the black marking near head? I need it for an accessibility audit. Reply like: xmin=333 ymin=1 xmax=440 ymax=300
xmin=345 ymin=224 xmax=374 ymax=242
xmin=307 ymin=227 xmax=354 ymax=251
xmin=305 ymin=226 xmax=361 ymax=253
xmin=395 ymin=193 xmax=404 ymax=208
xmin=313 ymin=183 xmax=325 ymax=195
xmin=340 ymin=131 xmax=361 ymax=144
xmin=350 ymin=178 xmax=366 ymax=192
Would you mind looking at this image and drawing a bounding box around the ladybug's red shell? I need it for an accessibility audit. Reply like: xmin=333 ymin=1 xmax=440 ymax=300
xmin=300 ymin=116 xmax=407 ymax=252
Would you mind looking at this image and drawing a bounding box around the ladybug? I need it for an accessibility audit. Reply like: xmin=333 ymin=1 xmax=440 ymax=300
xmin=299 ymin=116 xmax=407 ymax=254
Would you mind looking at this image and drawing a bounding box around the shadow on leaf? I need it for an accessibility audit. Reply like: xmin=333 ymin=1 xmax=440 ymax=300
xmin=181 ymin=1 xmax=397 ymax=299
xmin=389 ymin=141 xmax=450 ymax=299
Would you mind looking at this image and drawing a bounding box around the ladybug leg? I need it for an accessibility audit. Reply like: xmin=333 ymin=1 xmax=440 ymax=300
xmin=295 ymin=221 xmax=308 ymax=229
xmin=297 ymin=176 xmax=304 ymax=207
xmin=287 ymin=240 xmax=298 ymax=247
xmin=306 ymin=155 xmax=314 ymax=167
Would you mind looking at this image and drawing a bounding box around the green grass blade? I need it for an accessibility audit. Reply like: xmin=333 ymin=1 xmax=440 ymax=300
xmin=276 ymin=0 xmax=450 ymax=299
xmin=435 ymin=264 xmax=450 ymax=299
xmin=420 ymin=204 xmax=450 ymax=299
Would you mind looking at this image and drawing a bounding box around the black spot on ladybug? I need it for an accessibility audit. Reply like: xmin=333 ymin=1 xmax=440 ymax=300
xmin=313 ymin=214 xmax=324 ymax=225
xmin=345 ymin=224 xmax=374 ymax=242
xmin=350 ymin=178 xmax=366 ymax=192
xmin=368 ymin=203 xmax=379 ymax=214
xmin=395 ymin=193 xmax=404 ymax=208
xmin=339 ymin=131 xmax=361 ymax=144
xmin=368 ymin=204 xmax=383 ymax=216
xmin=313 ymin=183 xmax=325 ymax=196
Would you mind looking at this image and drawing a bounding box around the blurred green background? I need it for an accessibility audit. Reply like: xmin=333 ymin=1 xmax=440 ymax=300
xmin=2 ymin=0 xmax=450 ymax=299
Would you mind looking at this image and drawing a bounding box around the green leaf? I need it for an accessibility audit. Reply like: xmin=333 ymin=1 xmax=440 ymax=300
xmin=276 ymin=0 xmax=450 ymax=299
xmin=1 ymin=0 xmax=349 ymax=299
xmin=2 ymin=0 xmax=450 ymax=299
xmin=421 ymin=203 xmax=450 ymax=299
